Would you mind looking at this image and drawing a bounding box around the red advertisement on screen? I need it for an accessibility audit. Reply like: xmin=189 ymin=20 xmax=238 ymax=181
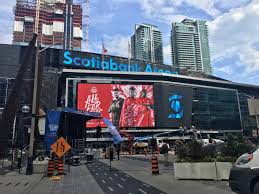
xmin=77 ymin=83 xmax=155 ymax=128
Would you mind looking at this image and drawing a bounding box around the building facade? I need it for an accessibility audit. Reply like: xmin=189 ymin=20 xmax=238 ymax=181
xmin=131 ymin=24 xmax=163 ymax=64
xmin=13 ymin=0 xmax=83 ymax=50
xmin=171 ymin=19 xmax=212 ymax=75
xmin=1 ymin=44 xmax=259 ymax=150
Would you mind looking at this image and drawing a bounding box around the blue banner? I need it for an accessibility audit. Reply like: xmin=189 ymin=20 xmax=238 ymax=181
xmin=103 ymin=118 xmax=122 ymax=144
xmin=44 ymin=110 xmax=61 ymax=154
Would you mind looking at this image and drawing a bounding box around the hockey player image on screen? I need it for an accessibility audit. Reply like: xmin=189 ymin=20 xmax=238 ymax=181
xmin=119 ymin=86 xmax=155 ymax=127
xmin=108 ymin=87 xmax=124 ymax=128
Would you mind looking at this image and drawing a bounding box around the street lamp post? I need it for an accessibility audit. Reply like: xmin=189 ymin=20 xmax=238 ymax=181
xmin=25 ymin=36 xmax=71 ymax=175
xmin=26 ymin=43 xmax=40 ymax=175
xmin=18 ymin=105 xmax=30 ymax=173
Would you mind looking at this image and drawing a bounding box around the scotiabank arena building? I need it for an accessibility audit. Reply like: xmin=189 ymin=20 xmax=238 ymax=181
xmin=0 ymin=44 xmax=259 ymax=147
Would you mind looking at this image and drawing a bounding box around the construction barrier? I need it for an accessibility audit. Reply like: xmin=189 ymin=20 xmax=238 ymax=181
xmin=54 ymin=157 xmax=59 ymax=171
xmin=47 ymin=159 xmax=54 ymax=177
xmin=151 ymin=156 xmax=159 ymax=175
xmin=57 ymin=158 xmax=64 ymax=175
xmin=151 ymin=155 xmax=159 ymax=175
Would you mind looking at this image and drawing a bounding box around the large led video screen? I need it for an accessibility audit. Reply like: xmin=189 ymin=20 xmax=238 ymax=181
xmin=77 ymin=83 xmax=155 ymax=128
xmin=154 ymin=83 xmax=193 ymax=128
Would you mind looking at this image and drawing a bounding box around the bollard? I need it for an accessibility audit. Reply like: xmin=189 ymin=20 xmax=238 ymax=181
xmin=47 ymin=159 xmax=54 ymax=177
xmin=57 ymin=158 xmax=64 ymax=175
xmin=151 ymin=155 xmax=159 ymax=175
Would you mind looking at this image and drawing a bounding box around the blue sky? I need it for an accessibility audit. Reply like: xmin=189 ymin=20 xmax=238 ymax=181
xmin=1 ymin=0 xmax=259 ymax=85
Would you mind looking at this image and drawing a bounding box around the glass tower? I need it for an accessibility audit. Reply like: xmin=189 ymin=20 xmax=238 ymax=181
xmin=171 ymin=19 xmax=212 ymax=75
xmin=131 ymin=24 xmax=163 ymax=64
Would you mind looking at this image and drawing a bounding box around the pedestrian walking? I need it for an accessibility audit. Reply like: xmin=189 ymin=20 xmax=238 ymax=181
xmin=160 ymin=143 xmax=169 ymax=166
xmin=109 ymin=146 xmax=115 ymax=161
xmin=17 ymin=149 xmax=22 ymax=168
xmin=115 ymin=143 xmax=121 ymax=160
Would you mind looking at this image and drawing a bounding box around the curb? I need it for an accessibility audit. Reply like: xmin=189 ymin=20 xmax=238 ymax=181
xmin=123 ymin=156 xmax=174 ymax=166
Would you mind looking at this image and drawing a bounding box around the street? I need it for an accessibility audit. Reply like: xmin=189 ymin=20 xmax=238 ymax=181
xmin=4 ymin=155 xmax=234 ymax=194
xmin=100 ymin=156 xmax=233 ymax=194
xmin=87 ymin=160 xmax=166 ymax=194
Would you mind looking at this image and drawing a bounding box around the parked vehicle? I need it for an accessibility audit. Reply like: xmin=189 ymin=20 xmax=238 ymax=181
xmin=201 ymin=138 xmax=224 ymax=146
xmin=194 ymin=131 xmax=224 ymax=146
xmin=155 ymin=138 xmax=169 ymax=149
xmin=229 ymin=147 xmax=259 ymax=194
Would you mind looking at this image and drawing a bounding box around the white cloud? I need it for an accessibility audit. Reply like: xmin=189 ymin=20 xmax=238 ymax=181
xmin=184 ymin=0 xmax=220 ymax=17
xmin=90 ymin=13 xmax=115 ymax=25
xmin=214 ymin=0 xmax=251 ymax=10
xmin=103 ymin=34 xmax=130 ymax=57
xmin=209 ymin=0 xmax=259 ymax=74
xmin=214 ymin=65 xmax=233 ymax=75
xmin=0 ymin=0 xmax=16 ymax=14
xmin=89 ymin=34 xmax=130 ymax=57
xmin=111 ymin=0 xmax=251 ymax=22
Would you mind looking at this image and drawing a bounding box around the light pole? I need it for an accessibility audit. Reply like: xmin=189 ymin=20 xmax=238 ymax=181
xmin=26 ymin=43 xmax=40 ymax=175
xmin=25 ymin=38 xmax=70 ymax=175
xmin=18 ymin=105 xmax=30 ymax=173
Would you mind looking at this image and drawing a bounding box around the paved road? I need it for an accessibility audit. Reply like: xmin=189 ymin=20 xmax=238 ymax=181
xmin=101 ymin=157 xmax=234 ymax=194
xmin=86 ymin=160 xmax=166 ymax=194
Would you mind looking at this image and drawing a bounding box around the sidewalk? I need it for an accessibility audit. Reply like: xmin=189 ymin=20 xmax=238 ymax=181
xmin=0 ymin=169 xmax=44 ymax=194
xmin=27 ymin=164 xmax=104 ymax=194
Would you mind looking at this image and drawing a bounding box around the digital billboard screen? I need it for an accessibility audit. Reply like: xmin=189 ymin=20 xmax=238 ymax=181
xmin=77 ymin=83 xmax=155 ymax=128
xmin=154 ymin=84 xmax=193 ymax=128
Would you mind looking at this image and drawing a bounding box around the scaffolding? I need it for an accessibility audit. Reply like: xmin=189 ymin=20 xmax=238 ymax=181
xmin=13 ymin=0 xmax=86 ymax=50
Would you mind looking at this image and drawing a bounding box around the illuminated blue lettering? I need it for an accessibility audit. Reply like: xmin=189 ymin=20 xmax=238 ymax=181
xmin=102 ymin=61 xmax=109 ymax=70
xmin=62 ymin=51 xmax=179 ymax=74
xmin=110 ymin=58 xmax=118 ymax=71
xmin=73 ymin=57 xmax=81 ymax=66
xmin=91 ymin=57 xmax=96 ymax=68
xmin=119 ymin=64 xmax=127 ymax=71
xmin=82 ymin=58 xmax=90 ymax=67
xmin=63 ymin=51 xmax=72 ymax=65
xmin=96 ymin=57 xmax=101 ymax=69
xmin=145 ymin=64 xmax=153 ymax=73
xmin=128 ymin=64 xmax=134 ymax=72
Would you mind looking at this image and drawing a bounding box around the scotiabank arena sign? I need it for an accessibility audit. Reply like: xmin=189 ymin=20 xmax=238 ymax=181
xmin=61 ymin=50 xmax=179 ymax=75
xmin=77 ymin=83 xmax=155 ymax=128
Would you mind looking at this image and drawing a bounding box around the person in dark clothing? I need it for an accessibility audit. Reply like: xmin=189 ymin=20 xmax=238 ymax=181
xmin=115 ymin=143 xmax=121 ymax=160
xmin=161 ymin=143 xmax=169 ymax=166
xmin=108 ymin=87 xmax=124 ymax=128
